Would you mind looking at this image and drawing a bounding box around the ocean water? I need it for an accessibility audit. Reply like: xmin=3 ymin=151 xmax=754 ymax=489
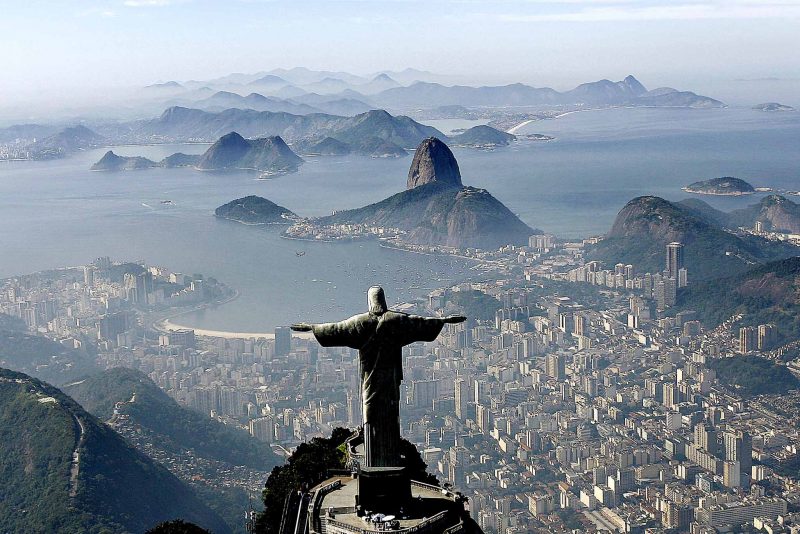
xmin=0 ymin=107 xmax=798 ymax=331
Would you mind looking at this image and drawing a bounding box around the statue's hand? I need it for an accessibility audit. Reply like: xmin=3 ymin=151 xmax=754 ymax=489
xmin=291 ymin=322 xmax=313 ymax=332
xmin=443 ymin=315 xmax=467 ymax=324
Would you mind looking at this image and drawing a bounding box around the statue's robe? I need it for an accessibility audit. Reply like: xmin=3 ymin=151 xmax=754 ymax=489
xmin=311 ymin=311 xmax=446 ymax=467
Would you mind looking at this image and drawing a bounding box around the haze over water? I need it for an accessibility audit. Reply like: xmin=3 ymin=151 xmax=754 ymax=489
xmin=1 ymin=107 xmax=798 ymax=331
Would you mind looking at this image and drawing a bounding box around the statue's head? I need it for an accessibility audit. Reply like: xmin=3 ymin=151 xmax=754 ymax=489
xmin=367 ymin=286 xmax=388 ymax=315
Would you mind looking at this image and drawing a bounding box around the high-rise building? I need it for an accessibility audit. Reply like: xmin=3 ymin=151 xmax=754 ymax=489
xmin=666 ymin=242 xmax=685 ymax=278
xmin=546 ymin=353 xmax=566 ymax=380
xmin=574 ymin=314 xmax=587 ymax=337
xmin=135 ymin=271 xmax=153 ymax=305
xmin=694 ymin=423 xmax=718 ymax=455
xmin=725 ymin=430 xmax=752 ymax=486
xmin=454 ymin=377 xmax=470 ymax=420
xmin=249 ymin=416 xmax=275 ymax=443
xmin=476 ymin=403 xmax=492 ymax=433
xmin=410 ymin=379 xmax=438 ymax=409
xmin=98 ymin=311 xmax=130 ymax=341
xmin=758 ymin=324 xmax=777 ymax=351
xmin=739 ymin=326 xmax=755 ymax=353
xmin=656 ymin=278 xmax=677 ymax=310
xmin=677 ymin=267 xmax=688 ymax=288
xmin=83 ymin=265 xmax=95 ymax=287
xmin=274 ymin=326 xmax=291 ymax=356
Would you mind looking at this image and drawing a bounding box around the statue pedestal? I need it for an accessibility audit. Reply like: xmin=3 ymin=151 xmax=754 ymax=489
xmin=357 ymin=466 xmax=411 ymax=512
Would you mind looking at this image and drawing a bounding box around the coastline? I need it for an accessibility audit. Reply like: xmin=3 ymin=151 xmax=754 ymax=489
xmin=681 ymin=187 xmax=756 ymax=196
xmin=158 ymin=318 xmax=313 ymax=340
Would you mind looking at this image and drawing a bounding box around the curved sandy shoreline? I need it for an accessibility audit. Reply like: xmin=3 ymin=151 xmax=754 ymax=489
xmin=157 ymin=318 xmax=313 ymax=340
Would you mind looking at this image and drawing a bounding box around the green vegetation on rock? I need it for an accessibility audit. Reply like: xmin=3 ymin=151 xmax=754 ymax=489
xmin=64 ymin=367 xmax=280 ymax=470
xmin=709 ymin=355 xmax=800 ymax=396
xmin=676 ymin=256 xmax=800 ymax=341
xmin=588 ymin=196 xmax=797 ymax=280
xmin=0 ymin=368 xmax=229 ymax=534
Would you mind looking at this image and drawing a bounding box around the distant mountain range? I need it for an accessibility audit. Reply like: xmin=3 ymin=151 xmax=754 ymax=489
xmin=587 ymin=195 xmax=798 ymax=280
xmin=0 ymin=368 xmax=229 ymax=534
xmin=369 ymin=75 xmax=723 ymax=110
xmin=101 ymin=108 xmax=443 ymax=157
xmin=91 ymin=132 xmax=303 ymax=175
xmin=195 ymin=91 xmax=320 ymax=115
xmin=135 ymin=72 xmax=723 ymax=117
xmin=317 ymin=137 xmax=537 ymax=249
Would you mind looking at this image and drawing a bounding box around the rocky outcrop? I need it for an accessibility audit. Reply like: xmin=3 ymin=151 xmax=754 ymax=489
xmin=195 ymin=132 xmax=303 ymax=173
xmin=747 ymin=195 xmax=800 ymax=234
xmin=406 ymin=137 xmax=462 ymax=190
xmin=318 ymin=138 xmax=535 ymax=249
xmin=588 ymin=196 xmax=797 ymax=280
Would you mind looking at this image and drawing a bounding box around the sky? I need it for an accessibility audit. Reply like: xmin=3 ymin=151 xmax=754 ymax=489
xmin=1 ymin=0 xmax=800 ymax=110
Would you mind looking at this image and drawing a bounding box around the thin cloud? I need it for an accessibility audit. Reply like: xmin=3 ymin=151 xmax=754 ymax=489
xmin=495 ymin=1 xmax=800 ymax=21
xmin=123 ymin=0 xmax=176 ymax=7
xmin=77 ymin=7 xmax=117 ymax=17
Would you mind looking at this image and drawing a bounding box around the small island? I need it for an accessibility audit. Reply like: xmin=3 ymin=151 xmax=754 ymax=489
xmin=683 ymin=177 xmax=756 ymax=196
xmin=524 ymin=133 xmax=555 ymax=141
xmin=753 ymin=102 xmax=795 ymax=112
xmin=91 ymin=151 xmax=159 ymax=171
xmin=449 ymin=125 xmax=516 ymax=147
xmin=215 ymin=195 xmax=299 ymax=225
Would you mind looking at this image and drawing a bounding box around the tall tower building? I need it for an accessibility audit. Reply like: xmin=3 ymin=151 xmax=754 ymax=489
xmin=677 ymin=267 xmax=688 ymax=288
xmin=739 ymin=326 xmax=755 ymax=353
xmin=546 ymin=353 xmax=566 ymax=380
xmin=83 ymin=265 xmax=95 ymax=287
xmin=666 ymin=242 xmax=685 ymax=278
xmin=724 ymin=430 xmax=752 ymax=486
xmin=454 ymin=377 xmax=470 ymax=420
xmin=274 ymin=326 xmax=291 ymax=357
xmin=758 ymin=324 xmax=776 ymax=351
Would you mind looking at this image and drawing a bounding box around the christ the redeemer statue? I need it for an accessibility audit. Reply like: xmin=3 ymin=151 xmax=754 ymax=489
xmin=292 ymin=286 xmax=465 ymax=469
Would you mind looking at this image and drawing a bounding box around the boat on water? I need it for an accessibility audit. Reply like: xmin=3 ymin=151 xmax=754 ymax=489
xmin=160 ymin=200 xmax=174 ymax=205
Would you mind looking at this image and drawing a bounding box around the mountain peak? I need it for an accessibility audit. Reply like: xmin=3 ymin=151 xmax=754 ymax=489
xmin=621 ymin=75 xmax=647 ymax=95
xmin=216 ymin=131 xmax=248 ymax=146
xmin=407 ymin=137 xmax=462 ymax=190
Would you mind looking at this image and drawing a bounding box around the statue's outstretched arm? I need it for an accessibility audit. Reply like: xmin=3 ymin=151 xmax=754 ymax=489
xmin=402 ymin=314 xmax=466 ymax=344
xmin=293 ymin=314 xmax=373 ymax=349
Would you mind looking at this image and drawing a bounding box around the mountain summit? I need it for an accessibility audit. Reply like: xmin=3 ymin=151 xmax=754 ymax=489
xmin=407 ymin=137 xmax=462 ymax=190
xmin=318 ymin=137 xmax=534 ymax=249
xmin=588 ymin=195 xmax=797 ymax=280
